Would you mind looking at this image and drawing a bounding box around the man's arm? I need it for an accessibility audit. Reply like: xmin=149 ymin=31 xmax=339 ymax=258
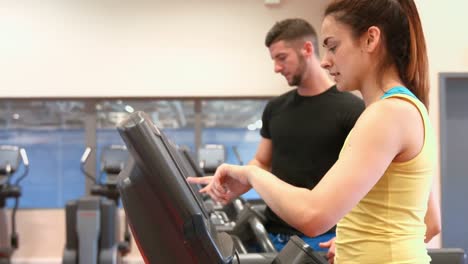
xmin=248 ymin=138 xmax=273 ymax=172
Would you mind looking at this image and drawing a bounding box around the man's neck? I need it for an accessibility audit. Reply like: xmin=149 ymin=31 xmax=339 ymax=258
xmin=296 ymin=66 xmax=334 ymax=96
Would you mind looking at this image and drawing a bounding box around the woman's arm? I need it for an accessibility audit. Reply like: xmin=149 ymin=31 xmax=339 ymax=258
xmin=195 ymin=100 xmax=422 ymax=237
xmin=424 ymin=186 xmax=441 ymax=243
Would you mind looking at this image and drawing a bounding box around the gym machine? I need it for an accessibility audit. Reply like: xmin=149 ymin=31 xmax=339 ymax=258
xmin=62 ymin=145 xmax=131 ymax=264
xmin=0 ymin=146 xmax=29 ymax=264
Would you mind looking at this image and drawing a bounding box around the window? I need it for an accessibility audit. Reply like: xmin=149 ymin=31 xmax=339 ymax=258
xmin=0 ymin=98 xmax=268 ymax=208
xmin=201 ymin=100 xmax=267 ymax=200
xmin=0 ymin=101 xmax=86 ymax=208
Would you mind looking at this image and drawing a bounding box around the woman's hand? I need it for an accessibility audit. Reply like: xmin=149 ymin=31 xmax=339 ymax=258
xmin=187 ymin=164 xmax=253 ymax=204
xmin=319 ymin=237 xmax=336 ymax=264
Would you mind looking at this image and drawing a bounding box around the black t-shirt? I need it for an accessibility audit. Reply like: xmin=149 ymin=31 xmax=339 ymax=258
xmin=260 ymin=85 xmax=365 ymax=236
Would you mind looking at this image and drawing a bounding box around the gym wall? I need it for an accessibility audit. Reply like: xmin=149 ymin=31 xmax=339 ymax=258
xmin=0 ymin=0 xmax=327 ymax=98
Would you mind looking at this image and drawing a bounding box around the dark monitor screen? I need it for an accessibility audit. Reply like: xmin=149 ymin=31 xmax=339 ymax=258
xmin=117 ymin=111 xmax=234 ymax=264
xmin=174 ymin=147 xmax=208 ymax=203
xmin=179 ymin=147 xmax=205 ymax=178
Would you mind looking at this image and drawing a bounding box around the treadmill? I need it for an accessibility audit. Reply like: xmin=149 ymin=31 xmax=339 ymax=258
xmin=116 ymin=111 xmax=328 ymax=264
xmin=177 ymin=146 xmax=276 ymax=254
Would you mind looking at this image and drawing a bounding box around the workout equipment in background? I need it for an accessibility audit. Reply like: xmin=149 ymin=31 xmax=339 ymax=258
xmin=116 ymin=111 xmax=328 ymax=264
xmin=0 ymin=146 xmax=29 ymax=264
xmin=232 ymin=146 xmax=244 ymax=166
xmin=429 ymin=248 xmax=466 ymax=264
xmin=62 ymin=145 xmax=131 ymax=264
xmin=95 ymin=145 xmax=132 ymax=254
xmin=198 ymin=144 xmax=226 ymax=174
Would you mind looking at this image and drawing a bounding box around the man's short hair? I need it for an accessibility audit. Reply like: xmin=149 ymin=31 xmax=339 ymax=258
xmin=265 ymin=18 xmax=319 ymax=56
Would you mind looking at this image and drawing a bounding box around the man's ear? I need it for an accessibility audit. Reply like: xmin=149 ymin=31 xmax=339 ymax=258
xmin=302 ymin=41 xmax=315 ymax=57
xmin=362 ymin=26 xmax=381 ymax=53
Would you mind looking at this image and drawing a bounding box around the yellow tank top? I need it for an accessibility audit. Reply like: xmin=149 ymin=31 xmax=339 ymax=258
xmin=334 ymin=91 xmax=436 ymax=264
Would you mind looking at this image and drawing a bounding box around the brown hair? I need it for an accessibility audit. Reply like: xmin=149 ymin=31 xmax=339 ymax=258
xmin=325 ymin=0 xmax=430 ymax=108
xmin=265 ymin=18 xmax=319 ymax=57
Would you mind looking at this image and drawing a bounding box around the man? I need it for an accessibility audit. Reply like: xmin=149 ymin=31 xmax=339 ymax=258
xmin=249 ymin=18 xmax=365 ymax=251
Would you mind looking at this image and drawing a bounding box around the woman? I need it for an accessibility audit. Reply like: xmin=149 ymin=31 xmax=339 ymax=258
xmin=188 ymin=0 xmax=441 ymax=262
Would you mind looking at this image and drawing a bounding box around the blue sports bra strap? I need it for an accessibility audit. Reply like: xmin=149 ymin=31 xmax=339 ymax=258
xmin=381 ymin=86 xmax=417 ymax=99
